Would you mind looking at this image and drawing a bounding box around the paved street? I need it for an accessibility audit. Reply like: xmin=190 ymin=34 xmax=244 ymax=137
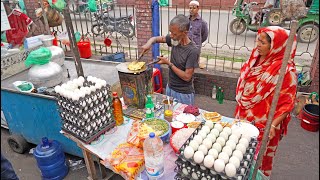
xmin=1 ymin=95 xmax=319 ymax=180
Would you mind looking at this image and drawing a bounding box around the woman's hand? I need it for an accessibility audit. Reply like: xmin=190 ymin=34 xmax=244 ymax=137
xmin=269 ymin=127 xmax=276 ymax=140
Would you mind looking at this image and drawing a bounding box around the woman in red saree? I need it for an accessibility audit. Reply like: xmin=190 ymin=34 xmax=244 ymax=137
xmin=235 ymin=26 xmax=297 ymax=177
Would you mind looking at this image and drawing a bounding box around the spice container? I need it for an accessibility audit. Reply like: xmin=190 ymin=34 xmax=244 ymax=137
xmin=164 ymin=109 xmax=173 ymax=122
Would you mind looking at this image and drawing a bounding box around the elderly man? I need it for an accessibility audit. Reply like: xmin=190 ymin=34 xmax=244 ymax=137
xmin=253 ymin=0 xmax=275 ymax=25
xmin=188 ymin=0 xmax=208 ymax=51
xmin=141 ymin=14 xmax=200 ymax=105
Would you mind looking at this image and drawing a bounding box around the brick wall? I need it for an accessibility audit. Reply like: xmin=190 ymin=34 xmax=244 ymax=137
xmin=309 ymin=40 xmax=319 ymax=93
xmin=135 ymin=0 xmax=153 ymax=61
xmin=23 ymin=0 xmax=49 ymax=35
xmin=161 ymin=66 xmax=239 ymax=100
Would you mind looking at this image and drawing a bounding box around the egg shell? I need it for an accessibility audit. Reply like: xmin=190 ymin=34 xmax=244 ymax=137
xmin=222 ymin=127 xmax=232 ymax=135
xmin=232 ymin=150 xmax=243 ymax=161
xmin=198 ymin=131 xmax=208 ymax=139
xmin=218 ymin=152 xmax=229 ymax=164
xmin=198 ymin=144 xmax=208 ymax=155
xmin=205 ymin=120 xmax=214 ymax=129
xmin=229 ymin=134 xmax=239 ymax=143
xmin=193 ymin=135 xmax=203 ymax=144
xmin=232 ymin=131 xmax=242 ymax=139
xmin=201 ymin=126 xmax=211 ymax=134
xmin=213 ymin=159 xmax=225 ymax=172
xmin=242 ymin=134 xmax=252 ymax=142
xmin=214 ymin=123 xmax=223 ymax=132
xmin=239 ymin=138 xmax=249 ymax=148
xmin=222 ymin=146 xmax=233 ymax=157
xmin=219 ymin=131 xmax=229 ymax=141
xmin=208 ymin=148 xmax=219 ymax=159
xmin=203 ymin=155 xmax=215 ymax=168
xmin=216 ymin=137 xmax=226 ymax=147
xmin=212 ymin=143 xmax=222 ymax=153
xmin=236 ymin=143 xmax=247 ymax=154
xmin=210 ymin=128 xmax=220 ymax=137
xmin=202 ymin=138 xmax=213 ymax=149
xmin=189 ymin=140 xmax=200 ymax=151
xmin=183 ymin=146 xmax=194 ymax=159
xmin=225 ymin=163 xmax=237 ymax=177
xmin=192 ymin=172 xmax=199 ymax=179
xmin=226 ymin=140 xmax=237 ymax=150
xmin=206 ymin=134 xmax=216 ymax=143
xmin=229 ymin=156 xmax=240 ymax=169
xmin=194 ymin=151 xmax=205 ymax=164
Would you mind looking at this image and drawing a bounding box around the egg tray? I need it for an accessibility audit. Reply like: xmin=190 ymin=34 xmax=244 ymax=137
xmin=176 ymin=123 xmax=258 ymax=180
xmin=174 ymin=158 xmax=220 ymax=180
xmin=62 ymin=120 xmax=116 ymax=144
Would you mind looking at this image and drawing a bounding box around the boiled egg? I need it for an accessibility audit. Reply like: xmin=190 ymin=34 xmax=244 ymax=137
xmin=208 ymin=148 xmax=219 ymax=159
xmin=222 ymin=146 xmax=233 ymax=157
xmin=218 ymin=151 xmax=229 ymax=164
xmin=189 ymin=140 xmax=199 ymax=151
xmin=205 ymin=120 xmax=214 ymax=129
xmin=206 ymin=134 xmax=216 ymax=143
xmin=219 ymin=131 xmax=229 ymax=141
xmin=239 ymin=138 xmax=249 ymax=148
xmin=236 ymin=143 xmax=247 ymax=154
xmin=213 ymin=159 xmax=225 ymax=173
xmin=201 ymin=126 xmax=211 ymax=134
xmin=193 ymin=135 xmax=203 ymax=144
xmin=222 ymin=126 xmax=232 ymax=135
xmin=229 ymin=156 xmax=240 ymax=169
xmin=229 ymin=134 xmax=239 ymax=143
xmin=212 ymin=143 xmax=222 ymax=153
xmin=198 ymin=144 xmax=208 ymax=155
xmin=183 ymin=146 xmax=194 ymax=159
xmin=225 ymin=163 xmax=237 ymax=177
xmin=198 ymin=130 xmax=208 ymax=139
xmin=232 ymin=150 xmax=243 ymax=161
xmin=203 ymin=155 xmax=215 ymax=168
xmin=202 ymin=138 xmax=213 ymax=149
xmin=226 ymin=140 xmax=237 ymax=150
xmin=216 ymin=137 xmax=226 ymax=147
xmin=214 ymin=123 xmax=223 ymax=132
xmin=210 ymin=128 xmax=220 ymax=137
xmin=194 ymin=151 xmax=205 ymax=164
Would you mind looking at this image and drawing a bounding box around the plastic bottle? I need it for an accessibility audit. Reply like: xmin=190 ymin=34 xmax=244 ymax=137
xmin=112 ymin=92 xmax=124 ymax=126
xmin=143 ymin=132 xmax=164 ymax=179
xmin=218 ymin=89 xmax=224 ymax=104
xmin=145 ymin=95 xmax=155 ymax=118
xmin=217 ymin=87 xmax=221 ymax=102
xmin=211 ymin=85 xmax=217 ymax=99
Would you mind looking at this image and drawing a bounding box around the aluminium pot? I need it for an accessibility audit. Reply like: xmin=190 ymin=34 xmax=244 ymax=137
xmin=28 ymin=62 xmax=63 ymax=88
xmin=40 ymin=35 xmax=65 ymax=66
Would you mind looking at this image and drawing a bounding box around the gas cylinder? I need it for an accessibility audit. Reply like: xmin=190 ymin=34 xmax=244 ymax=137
xmin=33 ymin=137 xmax=68 ymax=180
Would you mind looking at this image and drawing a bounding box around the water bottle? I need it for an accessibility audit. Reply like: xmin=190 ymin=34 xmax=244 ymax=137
xmin=211 ymin=85 xmax=217 ymax=99
xmin=143 ymin=132 xmax=164 ymax=179
xmin=145 ymin=95 xmax=155 ymax=118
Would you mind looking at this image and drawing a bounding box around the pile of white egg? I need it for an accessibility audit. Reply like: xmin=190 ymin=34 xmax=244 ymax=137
xmin=54 ymin=76 xmax=107 ymax=101
xmin=182 ymin=121 xmax=254 ymax=178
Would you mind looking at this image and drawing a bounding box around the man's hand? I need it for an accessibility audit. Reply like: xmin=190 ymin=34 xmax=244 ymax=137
xmin=157 ymin=56 xmax=170 ymax=65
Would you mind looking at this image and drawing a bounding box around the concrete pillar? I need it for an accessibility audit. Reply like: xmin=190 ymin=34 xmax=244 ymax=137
xmin=135 ymin=0 xmax=153 ymax=61
xmin=309 ymin=40 xmax=319 ymax=93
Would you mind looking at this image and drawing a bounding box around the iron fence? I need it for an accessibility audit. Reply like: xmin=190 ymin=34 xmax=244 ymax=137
xmin=50 ymin=0 xmax=317 ymax=73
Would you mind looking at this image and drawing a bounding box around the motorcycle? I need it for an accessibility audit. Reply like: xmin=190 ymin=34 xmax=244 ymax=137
xmin=229 ymin=0 xmax=319 ymax=43
xmin=91 ymin=11 xmax=135 ymax=38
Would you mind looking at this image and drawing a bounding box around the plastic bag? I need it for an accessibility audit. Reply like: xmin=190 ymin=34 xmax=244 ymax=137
xmin=88 ymin=0 xmax=97 ymax=12
xmin=57 ymin=31 xmax=70 ymax=46
xmin=53 ymin=0 xmax=66 ymax=12
xmin=75 ymin=32 xmax=81 ymax=43
xmin=13 ymin=81 xmax=35 ymax=92
xmin=18 ymin=0 xmax=27 ymax=14
xmin=25 ymin=47 xmax=52 ymax=67
xmin=248 ymin=161 xmax=270 ymax=180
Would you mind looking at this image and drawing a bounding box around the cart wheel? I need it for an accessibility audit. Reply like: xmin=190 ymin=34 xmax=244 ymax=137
xmin=229 ymin=18 xmax=246 ymax=35
xmin=7 ymin=134 xmax=29 ymax=154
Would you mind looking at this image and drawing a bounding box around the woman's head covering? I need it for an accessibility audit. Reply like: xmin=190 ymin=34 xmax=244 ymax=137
xmin=236 ymin=26 xmax=297 ymax=109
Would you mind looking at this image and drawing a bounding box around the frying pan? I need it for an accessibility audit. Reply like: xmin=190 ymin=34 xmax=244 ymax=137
xmin=116 ymin=59 xmax=160 ymax=74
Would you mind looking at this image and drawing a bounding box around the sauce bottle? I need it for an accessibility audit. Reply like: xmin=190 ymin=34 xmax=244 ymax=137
xmin=112 ymin=92 xmax=124 ymax=126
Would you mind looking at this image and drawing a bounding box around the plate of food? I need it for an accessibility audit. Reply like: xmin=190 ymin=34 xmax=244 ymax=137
xmin=202 ymin=111 xmax=222 ymax=122
xmin=231 ymin=122 xmax=259 ymax=139
xmin=175 ymin=113 xmax=196 ymax=124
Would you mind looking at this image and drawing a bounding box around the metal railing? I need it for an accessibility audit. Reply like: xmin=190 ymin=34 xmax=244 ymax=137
xmin=50 ymin=0 xmax=317 ymax=73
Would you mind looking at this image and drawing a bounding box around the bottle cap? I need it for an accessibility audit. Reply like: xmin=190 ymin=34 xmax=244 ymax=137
xmin=149 ymin=132 xmax=155 ymax=138
xmin=112 ymin=92 xmax=118 ymax=97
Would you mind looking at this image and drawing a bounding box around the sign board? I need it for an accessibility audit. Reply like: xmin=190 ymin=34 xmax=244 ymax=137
xmin=1 ymin=2 xmax=11 ymax=31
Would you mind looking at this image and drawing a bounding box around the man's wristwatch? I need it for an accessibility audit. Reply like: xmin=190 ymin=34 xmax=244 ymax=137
xmin=169 ymin=63 xmax=173 ymax=69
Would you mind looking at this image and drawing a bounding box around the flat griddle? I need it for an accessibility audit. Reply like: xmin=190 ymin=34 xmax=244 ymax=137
xmin=116 ymin=60 xmax=160 ymax=74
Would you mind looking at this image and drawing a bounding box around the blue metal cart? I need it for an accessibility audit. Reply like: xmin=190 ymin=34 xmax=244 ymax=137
xmin=1 ymin=58 xmax=120 ymax=158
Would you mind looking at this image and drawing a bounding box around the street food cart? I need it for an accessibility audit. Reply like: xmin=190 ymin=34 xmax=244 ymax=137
xmin=1 ymin=57 xmax=121 ymax=157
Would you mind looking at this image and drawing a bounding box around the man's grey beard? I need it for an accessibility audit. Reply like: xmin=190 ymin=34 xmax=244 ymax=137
xmin=171 ymin=39 xmax=179 ymax=46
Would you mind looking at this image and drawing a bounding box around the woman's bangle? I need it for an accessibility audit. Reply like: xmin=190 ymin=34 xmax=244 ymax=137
xmin=271 ymin=124 xmax=279 ymax=129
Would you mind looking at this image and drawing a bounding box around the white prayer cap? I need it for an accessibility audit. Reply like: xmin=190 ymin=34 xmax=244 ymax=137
xmin=189 ymin=0 xmax=199 ymax=6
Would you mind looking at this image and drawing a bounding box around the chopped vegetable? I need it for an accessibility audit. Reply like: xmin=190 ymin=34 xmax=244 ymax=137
xmin=142 ymin=119 xmax=169 ymax=137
